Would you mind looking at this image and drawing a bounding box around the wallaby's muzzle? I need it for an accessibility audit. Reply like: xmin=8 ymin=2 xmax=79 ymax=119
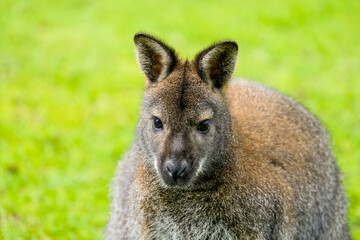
xmin=161 ymin=159 xmax=190 ymax=187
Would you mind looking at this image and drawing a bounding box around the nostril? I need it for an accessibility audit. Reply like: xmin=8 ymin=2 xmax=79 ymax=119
xmin=166 ymin=165 xmax=173 ymax=177
xmin=165 ymin=161 xmax=176 ymax=178
xmin=164 ymin=161 xmax=188 ymax=180
xmin=178 ymin=162 xmax=188 ymax=177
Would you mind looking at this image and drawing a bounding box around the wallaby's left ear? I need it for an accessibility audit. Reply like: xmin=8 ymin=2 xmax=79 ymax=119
xmin=134 ymin=33 xmax=178 ymax=83
xmin=195 ymin=41 xmax=238 ymax=89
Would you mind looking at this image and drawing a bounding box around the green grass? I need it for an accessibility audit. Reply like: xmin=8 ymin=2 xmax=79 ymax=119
xmin=0 ymin=0 xmax=359 ymax=238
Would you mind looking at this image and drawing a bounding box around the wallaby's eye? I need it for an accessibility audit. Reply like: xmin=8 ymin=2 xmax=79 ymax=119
xmin=197 ymin=120 xmax=211 ymax=133
xmin=153 ymin=117 xmax=163 ymax=130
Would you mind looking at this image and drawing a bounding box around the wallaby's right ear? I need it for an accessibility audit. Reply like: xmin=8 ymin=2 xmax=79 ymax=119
xmin=134 ymin=33 xmax=178 ymax=83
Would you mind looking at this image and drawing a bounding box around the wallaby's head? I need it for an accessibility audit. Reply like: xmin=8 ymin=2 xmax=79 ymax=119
xmin=134 ymin=33 xmax=238 ymax=188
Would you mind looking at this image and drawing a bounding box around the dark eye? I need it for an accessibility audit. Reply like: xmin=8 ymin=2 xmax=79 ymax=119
xmin=153 ymin=117 xmax=163 ymax=130
xmin=197 ymin=120 xmax=211 ymax=133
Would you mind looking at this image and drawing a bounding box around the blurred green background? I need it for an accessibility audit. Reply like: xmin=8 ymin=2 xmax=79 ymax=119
xmin=0 ymin=0 xmax=359 ymax=239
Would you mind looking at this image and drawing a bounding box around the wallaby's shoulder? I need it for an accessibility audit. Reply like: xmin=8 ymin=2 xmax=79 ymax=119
xmin=226 ymin=78 xmax=323 ymax=134
xmin=106 ymin=145 xmax=142 ymax=239
xmin=226 ymin=78 xmax=329 ymax=168
xmin=226 ymin=78 xmax=304 ymax=114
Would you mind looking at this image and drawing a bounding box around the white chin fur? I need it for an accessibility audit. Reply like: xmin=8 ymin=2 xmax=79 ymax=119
xmin=194 ymin=156 xmax=207 ymax=177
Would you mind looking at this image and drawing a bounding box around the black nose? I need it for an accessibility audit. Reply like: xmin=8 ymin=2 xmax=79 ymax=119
xmin=165 ymin=160 xmax=188 ymax=180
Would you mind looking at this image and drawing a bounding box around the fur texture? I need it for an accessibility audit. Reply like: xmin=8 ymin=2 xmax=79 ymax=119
xmin=106 ymin=33 xmax=351 ymax=240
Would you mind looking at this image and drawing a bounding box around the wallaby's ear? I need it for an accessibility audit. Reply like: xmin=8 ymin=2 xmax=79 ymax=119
xmin=195 ymin=41 xmax=238 ymax=89
xmin=134 ymin=33 xmax=178 ymax=83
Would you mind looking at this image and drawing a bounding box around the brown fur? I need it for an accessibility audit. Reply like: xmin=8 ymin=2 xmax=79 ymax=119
xmin=106 ymin=33 xmax=351 ymax=239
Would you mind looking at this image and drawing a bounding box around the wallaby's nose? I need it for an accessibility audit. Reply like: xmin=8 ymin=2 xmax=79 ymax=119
xmin=164 ymin=160 xmax=188 ymax=180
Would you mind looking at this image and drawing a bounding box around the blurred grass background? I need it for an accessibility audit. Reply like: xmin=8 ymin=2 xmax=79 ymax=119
xmin=0 ymin=0 xmax=359 ymax=239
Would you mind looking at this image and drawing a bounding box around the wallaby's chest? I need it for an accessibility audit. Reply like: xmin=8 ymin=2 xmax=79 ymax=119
xmin=138 ymin=189 xmax=270 ymax=239
xmin=139 ymin=189 xmax=227 ymax=237
xmin=152 ymin=219 xmax=237 ymax=240
xmin=148 ymin=203 xmax=238 ymax=239
xmin=136 ymin=177 xmax=286 ymax=240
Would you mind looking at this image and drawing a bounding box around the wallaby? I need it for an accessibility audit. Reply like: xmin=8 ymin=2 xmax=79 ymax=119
xmin=106 ymin=33 xmax=351 ymax=240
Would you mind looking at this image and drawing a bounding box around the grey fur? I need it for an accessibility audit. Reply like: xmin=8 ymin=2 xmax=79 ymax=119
xmin=106 ymin=34 xmax=351 ymax=240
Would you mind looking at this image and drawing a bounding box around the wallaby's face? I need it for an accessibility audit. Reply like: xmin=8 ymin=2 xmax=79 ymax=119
xmin=134 ymin=33 xmax=238 ymax=188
